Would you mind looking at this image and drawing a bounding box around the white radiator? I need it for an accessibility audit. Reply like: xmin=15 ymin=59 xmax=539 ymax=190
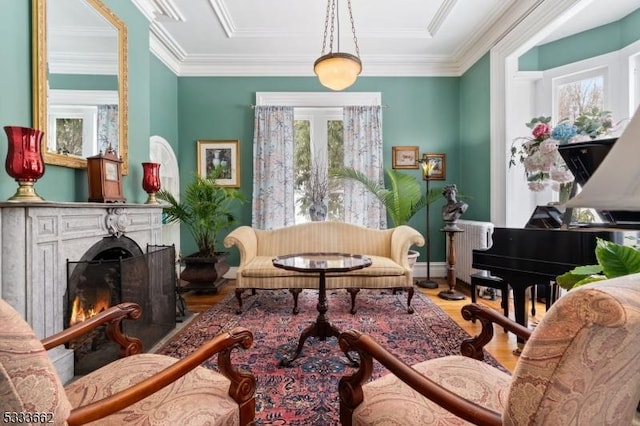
xmin=446 ymin=220 xmax=494 ymax=285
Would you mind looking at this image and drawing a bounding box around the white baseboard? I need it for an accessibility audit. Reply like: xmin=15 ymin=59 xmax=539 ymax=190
xmin=224 ymin=262 xmax=448 ymax=280
xmin=224 ymin=267 xmax=238 ymax=279
xmin=413 ymin=261 xmax=447 ymax=278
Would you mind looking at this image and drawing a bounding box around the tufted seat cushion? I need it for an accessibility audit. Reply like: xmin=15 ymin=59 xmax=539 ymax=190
xmin=241 ymin=255 xmax=404 ymax=278
xmin=65 ymin=354 xmax=240 ymax=425
xmin=352 ymin=355 xmax=510 ymax=425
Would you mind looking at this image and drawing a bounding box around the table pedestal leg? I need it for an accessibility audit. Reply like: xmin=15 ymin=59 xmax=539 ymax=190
xmin=280 ymin=272 xmax=354 ymax=366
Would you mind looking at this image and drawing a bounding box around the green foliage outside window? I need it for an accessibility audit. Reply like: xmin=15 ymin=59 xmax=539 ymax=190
xmin=294 ymin=120 xmax=344 ymax=222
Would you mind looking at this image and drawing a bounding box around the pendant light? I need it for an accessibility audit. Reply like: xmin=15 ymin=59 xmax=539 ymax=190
xmin=314 ymin=0 xmax=362 ymax=91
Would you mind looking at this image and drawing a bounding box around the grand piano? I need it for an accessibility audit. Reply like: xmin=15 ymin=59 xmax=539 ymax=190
xmin=473 ymin=137 xmax=640 ymax=341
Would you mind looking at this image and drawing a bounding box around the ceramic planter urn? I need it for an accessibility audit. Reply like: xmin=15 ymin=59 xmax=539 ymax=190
xmin=180 ymin=252 xmax=230 ymax=293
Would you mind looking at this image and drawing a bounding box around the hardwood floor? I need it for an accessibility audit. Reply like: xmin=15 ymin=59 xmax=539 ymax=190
xmin=182 ymin=278 xmax=549 ymax=373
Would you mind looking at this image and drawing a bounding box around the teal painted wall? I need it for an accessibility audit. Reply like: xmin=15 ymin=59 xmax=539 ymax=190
xmin=177 ymin=76 xmax=461 ymax=262
xmin=459 ymin=53 xmax=491 ymax=221
xmin=519 ymin=8 xmax=640 ymax=71
xmin=104 ymin=0 xmax=151 ymax=201
xmin=150 ymin=55 xmax=178 ymax=153
xmin=538 ymin=23 xmax=621 ymax=70
xmin=49 ymin=74 xmax=118 ymax=90
xmin=0 ymin=0 xmax=152 ymax=203
xmin=621 ymin=8 xmax=640 ymax=46
xmin=0 ymin=1 xmax=32 ymax=200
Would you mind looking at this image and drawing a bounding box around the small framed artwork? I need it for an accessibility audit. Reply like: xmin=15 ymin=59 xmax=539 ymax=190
xmin=197 ymin=139 xmax=240 ymax=187
xmin=391 ymin=146 xmax=419 ymax=169
xmin=421 ymin=153 xmax=446 ymax=180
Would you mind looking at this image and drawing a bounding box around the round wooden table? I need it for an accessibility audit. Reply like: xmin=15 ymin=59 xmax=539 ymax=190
xmin=272 ymin=252 xmax=371 ymax=367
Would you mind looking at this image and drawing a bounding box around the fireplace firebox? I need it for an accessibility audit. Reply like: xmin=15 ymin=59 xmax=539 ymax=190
xmin=65 ymin=238 xmax=175 ymax=375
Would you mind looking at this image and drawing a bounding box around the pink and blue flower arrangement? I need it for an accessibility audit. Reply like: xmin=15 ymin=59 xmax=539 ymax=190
xmin=510 ymin=108 xmax=617 ymax=193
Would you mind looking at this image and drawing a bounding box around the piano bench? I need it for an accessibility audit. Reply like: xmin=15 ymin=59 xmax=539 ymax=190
xmin=470 ymin=272 xmax=509 ymax=332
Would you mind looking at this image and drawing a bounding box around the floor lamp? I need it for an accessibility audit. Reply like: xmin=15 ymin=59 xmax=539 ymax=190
xmin=415 ymin=155 xmax=438 ymax=289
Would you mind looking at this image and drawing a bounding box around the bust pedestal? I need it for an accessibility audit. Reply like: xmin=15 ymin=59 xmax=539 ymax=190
xmin=438 ymin=228 xmax=466 ymax=301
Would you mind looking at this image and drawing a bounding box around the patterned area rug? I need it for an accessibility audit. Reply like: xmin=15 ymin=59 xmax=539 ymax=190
xmin=156 ymin=289 xmax=507 ymax=425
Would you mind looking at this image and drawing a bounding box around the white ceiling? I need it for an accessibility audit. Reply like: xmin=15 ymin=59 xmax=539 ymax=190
xmin=55 ymin=0 xmax=640 ymax=77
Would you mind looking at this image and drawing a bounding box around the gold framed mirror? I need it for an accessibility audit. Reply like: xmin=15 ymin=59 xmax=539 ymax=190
xmin=32 ymin=0 xmax=129 ymax=174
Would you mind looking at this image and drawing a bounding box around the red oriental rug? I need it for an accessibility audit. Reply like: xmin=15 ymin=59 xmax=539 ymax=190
xmin=156 ymin=289 xmax=507 ymax=425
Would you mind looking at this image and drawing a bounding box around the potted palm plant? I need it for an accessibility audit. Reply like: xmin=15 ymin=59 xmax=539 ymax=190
xmin=332 ymin=166 xmax=445 ymax=265
xmin=157 ymin=171 xmax=246 ymax=292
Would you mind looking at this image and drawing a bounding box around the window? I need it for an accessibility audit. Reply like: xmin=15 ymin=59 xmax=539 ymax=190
xmin=553 ymin=68 xmax=606 ymax=122
xmin=48 ymin=90 xmax=118 ymax=157
xmin=48 ymin=105 xmax=97 ymax=156
xmin=255 ymin=92 xmax=382 ymax=225
xmin=294 ymin=109 xmax=344 ymax=223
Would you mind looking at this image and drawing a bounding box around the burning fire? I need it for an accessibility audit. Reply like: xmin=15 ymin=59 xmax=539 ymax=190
xmin=69 ymin=288 xmax=111 ymax=326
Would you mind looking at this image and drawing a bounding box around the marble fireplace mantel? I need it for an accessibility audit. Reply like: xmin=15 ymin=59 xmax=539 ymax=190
xmin=0 ymin=202 xmax=164 ymax=383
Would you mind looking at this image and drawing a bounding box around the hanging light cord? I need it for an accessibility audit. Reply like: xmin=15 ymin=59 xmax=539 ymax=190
xmin=320 ymin=0 xmax=360 ymax=58
xmin=347 ymin=0 xmax=360 ymax=58
xmin=321 ymin=0 xmax=331 ymax=55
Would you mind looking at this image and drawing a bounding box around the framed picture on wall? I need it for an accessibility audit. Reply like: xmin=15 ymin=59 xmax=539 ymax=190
xmin=421 ymin=153 xmax=446 ymax=180
xmin=197 ymin=139 xmax=240 ymax=187
xmin=391 ymin=146 xmax=419 ymax=169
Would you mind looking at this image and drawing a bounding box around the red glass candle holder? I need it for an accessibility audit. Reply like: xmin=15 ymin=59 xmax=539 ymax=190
xmin=4 ymin=126 xmax=45 ymax=202
xmin=142 ymin=162 xmax=161 ymax=204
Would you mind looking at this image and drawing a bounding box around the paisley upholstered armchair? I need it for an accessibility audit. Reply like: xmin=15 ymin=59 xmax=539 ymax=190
xmin=0 ymin=299 xmax=256 ymax=425
xmin=338 ymin=274 xmax=640 ymax=425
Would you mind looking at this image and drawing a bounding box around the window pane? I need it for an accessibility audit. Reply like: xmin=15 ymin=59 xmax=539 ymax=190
xmin=294 ymin=120 xmax=311 ymax=223
xmin=293 ymin=118 xmax=345 ymax=223
xmin=327 ymin=120 xmax=344 ymax=222
xmin=557 ymin=76 xmax=604 ymax=122
xmin=56 ymin=118 xmax=84 ymax=155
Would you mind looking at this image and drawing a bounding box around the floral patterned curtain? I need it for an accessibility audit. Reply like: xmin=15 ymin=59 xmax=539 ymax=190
xmin=342 ymin=105 xmax=385 ymax=228
xmin=252 ymin=106 xmax=295 ymax=229
xmin=97 ymin=104 xmax=118 ymax=154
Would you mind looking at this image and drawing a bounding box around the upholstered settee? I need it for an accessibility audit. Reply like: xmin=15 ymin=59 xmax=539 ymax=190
xmin=223 ymin=222 xmax=425 ymax=314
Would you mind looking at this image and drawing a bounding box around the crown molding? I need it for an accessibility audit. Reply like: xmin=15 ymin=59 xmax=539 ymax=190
xmin=428 ymin=0 xmax=458 ymax=37
xmin=173 ymin=53 xmax=460 ymax=77
xmin=208 ymin=0 xmax=234 ymax=38
xmin=138 ymin=0 xmax=559 ymax=77
xmin=150 ymin=31 xmax=182 ymax=74
xmin=130 ymin=0 xmax=185 ymax=23
xmin=49 ymin=52 xmax=117 ymax=75
xmin=454 ymin=0 xmax=533 ymax=74
xmin=49 ymin=89 xmax=118 ymax=105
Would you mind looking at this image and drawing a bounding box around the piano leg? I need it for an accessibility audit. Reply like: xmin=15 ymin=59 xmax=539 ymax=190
xmin=508 ymin=282 xmax=531 ymax=354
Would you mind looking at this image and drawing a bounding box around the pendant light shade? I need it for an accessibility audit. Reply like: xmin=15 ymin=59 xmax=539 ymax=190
xmin=314 ymin=0 xmax=361 ymax=91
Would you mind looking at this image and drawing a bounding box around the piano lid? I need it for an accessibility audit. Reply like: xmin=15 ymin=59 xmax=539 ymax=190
xmin=565 ymin=106 xmax=640 ymax=214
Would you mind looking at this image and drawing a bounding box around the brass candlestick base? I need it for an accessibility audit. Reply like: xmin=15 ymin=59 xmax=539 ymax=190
xmin=8 ymin=181 xmax=45 ymax=202
xmin=145 ymin=192 xmax=159 ymax=204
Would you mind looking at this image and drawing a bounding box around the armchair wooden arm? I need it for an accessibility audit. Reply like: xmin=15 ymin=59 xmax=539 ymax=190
xmin=42 ymin=302 xmax=143 ymax=356
xmin=338 ymin=329 xmax=502 ymax=426
xmin=459 ymin=303 xmax=531 ymax=361
xmin=66 ymin=327 xmax=255 ymax=426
